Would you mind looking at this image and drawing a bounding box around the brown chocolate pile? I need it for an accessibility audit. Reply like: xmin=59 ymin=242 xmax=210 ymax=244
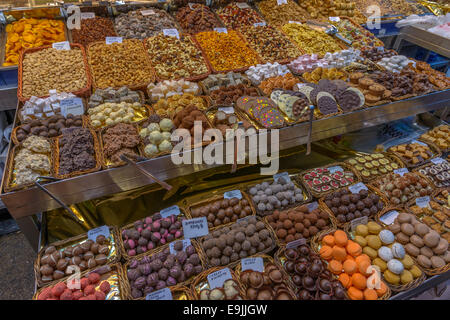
xmin=176 ymin=4 xmax=223 ymax=34
xmin=59 ymin=128 xmax=96 ymax=175
xmin=210 ymin=84 xmax=259 ymax=105
xmin=369 ymin=71 xmax=413 ymax=97
xmin=361 ymin=47 xmax=396 ymax=62
xmin=16 ymin=114 xmax=83 ymax=142
xmin=173 ymin=105 xmax=209 ymax=136
xmin=103 ymin=123 xmax=140 ymax=164
xmin=72 ymin=17 xmax=117 ymax=46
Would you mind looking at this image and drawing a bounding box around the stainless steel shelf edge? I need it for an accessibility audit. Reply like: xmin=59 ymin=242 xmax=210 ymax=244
xmin=1 ymin=89 xmax=449 ymax=219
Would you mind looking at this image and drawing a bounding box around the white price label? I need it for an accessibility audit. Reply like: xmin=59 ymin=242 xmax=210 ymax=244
xmin=163 ymin=29 xmax=180 ymax=39
xmin=224 ymin=189 xmax=242 ymax=199
xmin=394 ymin=168 xmax=409 ymax=176
xmin=376 ymin=46 xmax=385 ymax=52
xmin=146 ymin=288 xmax=173 ymax=300
xmin=236 ymin=3 xmax=250 ymax=8
xmin=328 ymin=166 xmax=343 ymax=174
xmin=431 ymin=158 xmax=445 ymax=164
xmin=182 ymin=217 xmax=209 ymax=238
xmin=253 ymin=22 xmax=266 ymax=27
xmin=378 ymin=28 xmax=386 ymax=36
xmin=169 ymin=239 xmax=191 ymax=254
xmin=188 ymin=3 xmax=196 ymax=9
xmin=348 ymin=182 xmax=368 ymax=194
xmin=351 ymin=216 xmax=368 ymax=231
xmin=241 ymin=257 xmax=264 ymax=272
xmin=329 ymin=17 xmax=340 ymax=22
xmin=214 ymin=28 xmax=228 ymax=33
xmin=286 ymin=238 xmax=306 ymax=249
xmin=87 ymin=225 xmax=110 ymax=241
xmin=288 ymin=21 xmax=301 ymax=24
xmin=380 ymin=210 xmax=399 ymax=226
xmin=160 ymin=205 xmax=181 ymax=218
xmin=52 ymin=41 xmax=70 ymax=50
xmin=273 ymin=172 xmax=291 ymax=183
xmin=60 ymin=97 xmax=84 ymax=117
xmin=307 ymin=201 xmax=318 ymax=212
xmin=81 ymin=12 xmax=95 ymax=19
xmin=415 ymin=196 xmax=430 ymax=208
xmin=106 ymin=37 xmax=122 ymax=44
xmin=207 ymin=268 xmax=232 ymax=289
xmin=218 ymin=106 xmax=235 ymax=114
xmin=277 ymin=0 xmax=287 ymax=5
xmin=411 ymin=140 xmax=427 ymax=147
xmin=141 ymin=9 xmax=155 ymax=16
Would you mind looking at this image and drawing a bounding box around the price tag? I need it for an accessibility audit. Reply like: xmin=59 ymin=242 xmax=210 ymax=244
xmin=380 ymin=210 xmax=399 ymax=226
xmin=351 ymin=216 xmax=368 ymax=232
xmin=273 ymin=172 xmax=291 ymax=183
xmin=158 ymin=0 xmax=166 ymax=2
xmin=141 ymin=9 xmax=155 ymax=16
xmin=394 ymin=168 xmax=409 ymax=176
xmin=218 ymin=106 xmax=235 ymax=114
xmin=169 ymin=239 xmax=191 ymax=254
xmin=87 ymin=225 xmax=110 ymax=241
xmin=329 ymin=17 xmax=340 ymax=22
xmin=348 ymin=182 xmax=368 ymax=194
xmin=146 ymin=288 xmax=173 ymax=300
xmin=188 ymin=3 xmax=196 ymax=9
xmin=253 ymin=22 xmax=266 ymax=27
xmin=431 ymin=158 xmax=445 ymax=164
xmin=241 ymin=257 xmax=264 ymax=272
xmin=106 ymin=37 xmax=122 ymax=44
xmin=182 ymin=217 xmax=209 ymax=238
xmin=52 ymin=41 xmax=70 ymax=50
xmin=236 ymin=3 xmax=250 ymax=8
xmin=307 ymin=201 xmax=318 ymax=212
xmin=416 ymin=196 xmax=430 ymax=208
xmin=376 ymin=46 xmax=384 ymax=52
xmin=277 ymin=0 xmax=287 ymax=5
xmin=160 ymin=205 xmax=181 ymax=218
xmin=163 ymin=29 xmax=180 ymax=39
xmin=81 ymin=12 xmax=95 ymax=19
xmin=207 ymin=268 xmax=232 ymax=289
xmin=224 ymin=189 xmax=242 ymax=199
xmin=214 ymin=28 xmax=228 ymax=33
xmin=411 ymin=140 xmax=427 ymax=147
xmin=378 ymin=28 xmax=386 ymax=36
xmin=288 ymin=21 xmax=301 ymax=24
xmin=286 ymin=238 xmax=306 ymax=249
xmin=328 ymin=166 xmax=343 ymax=174
xmin=60 ymin=97 xmax=84 ymax=117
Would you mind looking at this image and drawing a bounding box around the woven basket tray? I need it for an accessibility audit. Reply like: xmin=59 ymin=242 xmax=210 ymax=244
xmin=298 ymin=162 xmax=362 ymax=198
xmin=433 ymin=187 xmax=450 ymax=208
xmin=87 ymin=90 xmax=147 ymax=110
xmin=318 ymin=183 xmax=389 ymax=228
xmin=122 ymin=239 xmax=207 ymax=299
xmin=18 ymin=43 xmax=92 ymax=102
xmin=413 ymin=161 xmax=450 ymax=189
xmin=34 ymin=226 xmax=121 ymax=288
xmin=117 ymin=208 xmax=189 ymax=261
xmin=86 ymin=39 xmax=156 ymax=93
xmin=53 ymin=127 xmax=102 ymax=179
xmin=419 ymin=125 xmax=450 ymax=154
xmin=33 ymin=262 xmax=126 ymax=300
xmin=3 ymin=140 xmax=55 ymax=193
xmin=234 ymin=253 xmax=298 ymax=299
xmin=190 ymin=266 xmax=246 ymax=300
xmin=387 ymin=139 xmax=442 ymax=169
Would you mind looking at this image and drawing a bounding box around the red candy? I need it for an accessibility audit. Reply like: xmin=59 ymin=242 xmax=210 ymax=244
xmin=88 ymin=272 xmax=100 ymax=284
xmin=84 ymin=284 xmax=95 ymax=296
xmin=95 ymin=290 xmax=106 ymax=300
xmin=100 ymin=281 xmax=111 ymax=294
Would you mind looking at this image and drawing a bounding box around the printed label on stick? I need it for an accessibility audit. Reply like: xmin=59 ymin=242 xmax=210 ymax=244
xmin=87 ymin=225 xmax=110 ymax=241
xmin=416 ymin=196 xmax=430 ymax=208
xmin=328 ymin=166 xmax=343 ymax=174
xmin=241 ymin=257 xmax=264 ymax=272
xmin=348 ymin=182 xmax=368 ymax=194
xmin=380 ymin=210 xmax=399 ymax=226
xmin=253 ymin=22 xmax=266 ymax=27
xmin=218 ymin=106 xmax=235 ymax=114
xmin=224 ymin=189 xmax=242 ymax=199
xmin=329 ymin=17 xmax=340 ymax=22
xmin=236 ymin=3 xmax=250 ymax=8
xmin=273 ymin=172 xmax=291 ymax=183
xmin=52 ymin=41 xmax=70 ymax=50
xmin=146 ymin=287 xmax=172 ymax=300
xmin=182 ymin=217 xmax=209 ymax=238
xmin=81 ymin=12 xmax=95 ymax=19
xmin=411 ymin=140 xmax=427 ymax=147
xmin=169 ymin=239 xmax=191 ymax=254
xmin=106 ymin=37 xmax=122 ymax=44
xmin=207 ymin=268 xmax=232 ymax=289
xmin=60 ymin=97 xmax=84 ymax=116
xmin=160 ymin=205 xmax=181 ymax=218
xmin=163 ymin=29 xmax=179 ymax=39
xmin=307 ymin=201 xmax=318 ymax=212
xmin=393 ymin=168 xmax=409 ymax=176
xmin=277 ymin=0 xmax=287 ymax=5
xmin=431 ymin=158 xmax=445 ymax=164
xmin=214 ymin=28 xmax=227 ymax=33
xmin=351 ymin=216 xmax=368 ymax=231
xmin=141 ymin=9 xmax=155 ymax=15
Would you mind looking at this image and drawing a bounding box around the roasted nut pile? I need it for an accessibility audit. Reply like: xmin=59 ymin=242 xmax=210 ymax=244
xmin=114 ymin=9 xmax=178 ymax=39
xmin=195 ymin=30 xmax=260 ymax=72
xmin=239 ymin=25 xmax=301 ymax=63
xmin=72 ymin=17 xmax=117 ymax=47
xmin=216 ymin=3 xmax=265 ymax=29
xmin=281 ymin=23 xmax=343 ymax=55
xmin=4 ymin=18 xmax=65 ymax=66
xmin=153 ymin=93 xmax=206 ymax=118
xmin=257 ymin=0 xmax=308 ymax=27
xmin=145 ymin=34 xmax=209 ymax=80
xmin=22 ymin=47 xmax=87 ymax=98
xmin=87 ymin=40 xmax=154 ymax=89
xmin=176 ymin=4 xmax=223 ymax=34
xmin=330 ymin=19 xmax=383 ymax=49
xmin=298 ymin=0 xmax=358 ymax=20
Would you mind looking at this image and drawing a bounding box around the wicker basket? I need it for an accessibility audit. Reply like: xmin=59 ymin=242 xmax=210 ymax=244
xmin=34 ymin=226 xmax=121 ymax=288
xmin=190 ymin=266 xmax=245 ymax=300
xmin=122 ymin=240 xmax=207 ymax=299
xmin=53 ymin=127 xmax=102 ymax=179
xmin=18 ymin=43 xmax=92 ymax=102
xmin=432 ymin=187 xmax=450 ymax=207
xmin=413 ymin=162 xmax=450 ymax=189
xmin=3 ymin=140 xmax=55 ymax=193
xmin=387 ymin=139 xmax=442 ymax=169
xmin=117 ymin=208 xmax=189 ymax=261
xmin=234 ymin=253 xmax=298 ymax=299
xmin=33 ymin=262 xmax=126 ymax=300
xmin=298 ymin=162 xmax=362 ymax=199
xmin=375 ymin=205 xmax=405 ymax=228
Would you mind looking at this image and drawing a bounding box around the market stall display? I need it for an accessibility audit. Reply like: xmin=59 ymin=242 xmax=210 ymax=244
xmin=140 ymin=116 xmax=175 ymax=158
xmin=407 ymin=199 xmax=449 ymax=236
xmin=256 ymin=0 xmax=308 ymax=27
xmin=420 ymin=125 xmax=450 ymax=152
xmin=71 ymin=16 xmax=117 ymax=47
xmin=416 ymin=160 xmax=450 ymax=188
xmin=345 ymin=153 xmax=403 ymax=182
xmin=175 ymin=4 xmax=223 ymax=34
xmin=87 ymin=87 xmax=143 ymax=109
xmin=296 ymin=0 xmax=360 ymax=21
xmin=147 ymin=79 xmax=200 ymax=103
xmin=100 ymin=123 xmax=141 ymax=167
xmin=387 ymin=141 xmax=440 ymax=167
xmin=236 ymin=96 xmax=286 ymax=128
xmin=330 ymin=18 xmax=384 ymax=49
xmin=87 ymin=101 xmax=150 ymax=129
xmin=270 ymin=89 xmax=311 ymax=122
xmin=216 ymin=3 xmax=265 ymax=29
xmin=258 ymin=73 xmax=300 ymax=96
xmin=153 ymin=93 xmax=208 ymax=118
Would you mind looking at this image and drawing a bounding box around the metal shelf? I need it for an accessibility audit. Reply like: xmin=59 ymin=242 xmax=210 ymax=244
xmin=1 ymin=89 xmax=449 ymax=219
